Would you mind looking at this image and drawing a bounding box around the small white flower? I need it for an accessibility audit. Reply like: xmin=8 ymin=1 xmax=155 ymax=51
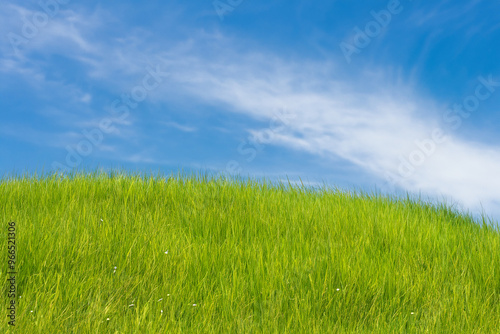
xmin=129 ymin=304 xmax=134 ymax=307
xmin=167 ymin=294 xmax=170 ymax=296
xmin=30 ymin=310 xmax=33 ymax=313
xmin=193 ymin=304 xmax=197 ymax=307
xmin=101 ymin=219 xmax=104 ymax=222
xmin=107 ymin=318 xmax=110 ymax=321
xmin=161 ymin=310 xmax=163 ymax=314
xmin=411 ymin=312 xmax=414 ymax=315
xmin=158 ymin=298 xmax=163 ymax=302
xmin=165 ymin=250 xmax=169 ymax=254
xmin=114 ymin=266 xmax=117 ymax=269
xmin=336 ymin=288 xmax=340 ymax=291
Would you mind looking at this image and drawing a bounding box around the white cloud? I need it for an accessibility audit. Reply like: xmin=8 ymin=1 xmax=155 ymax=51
xmin=81 ymin=93 xmax=92 ymax=103
xmin=161 ymin=121 xmax=197 ymax=133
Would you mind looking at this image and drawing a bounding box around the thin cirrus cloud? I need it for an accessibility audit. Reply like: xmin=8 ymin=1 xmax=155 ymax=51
xmin=161 ymin=121 xmax=197 ymax=133
xmin=1 ymin=2 xmax=499 ymax=221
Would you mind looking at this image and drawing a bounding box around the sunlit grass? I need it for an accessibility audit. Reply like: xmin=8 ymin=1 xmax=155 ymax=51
xmin=1 ymin=171 xmax=499 ymax=333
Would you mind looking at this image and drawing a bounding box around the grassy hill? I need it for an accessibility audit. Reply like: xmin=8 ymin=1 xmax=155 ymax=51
xmin=1 ymin=172 xmax=499 ymax=333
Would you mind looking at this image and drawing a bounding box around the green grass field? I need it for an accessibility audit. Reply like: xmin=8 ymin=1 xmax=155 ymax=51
xmin=1 ymin=172 xmax=499 ymax=333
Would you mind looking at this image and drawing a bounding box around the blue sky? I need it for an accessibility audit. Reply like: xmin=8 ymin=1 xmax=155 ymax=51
xmin=1 ymin=0 xmax=500 ymax=221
